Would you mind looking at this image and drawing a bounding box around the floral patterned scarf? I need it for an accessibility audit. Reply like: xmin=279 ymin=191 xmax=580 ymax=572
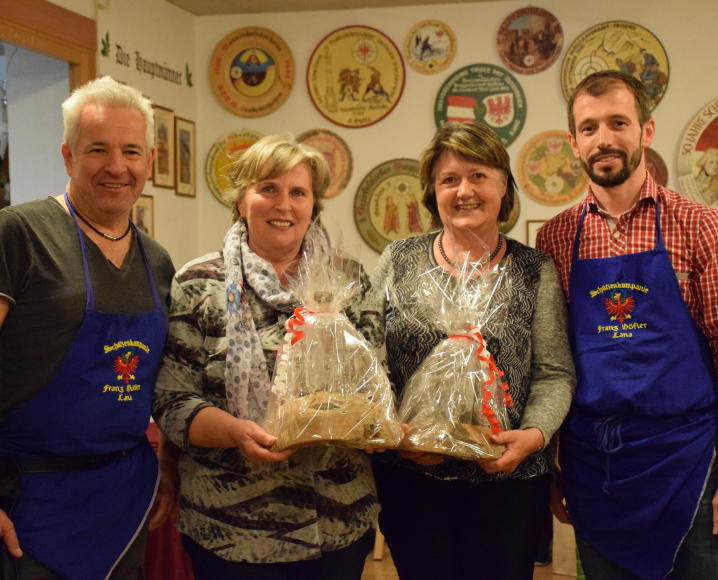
xmin=222 ymin=220 xmax=298 ymax=421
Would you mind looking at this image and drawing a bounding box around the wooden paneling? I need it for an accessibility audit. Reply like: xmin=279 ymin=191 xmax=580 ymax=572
xmin=0 ymin=0 xmax=96 ymax=89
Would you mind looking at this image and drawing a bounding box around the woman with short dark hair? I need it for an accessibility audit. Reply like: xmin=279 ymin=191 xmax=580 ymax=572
xmin=364 ymin=122 xmax=575 ymax=580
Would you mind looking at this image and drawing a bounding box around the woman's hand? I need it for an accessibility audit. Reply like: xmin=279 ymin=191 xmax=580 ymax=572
xmin=0 ymin=510 xmax=21 ymax=558
xmin=188 ymin=407 xmax=294 ymax=462
xmin=397 ymin=449 xmax=445 ymax=465
xmin=364 ymin=422 xmax=408 ymax=455
xmin=479 ymin=427 xmax=544 ymax=474
xmin=229 ymin=419 xmax=295 ymax=462
xmin=395 ymin=423 xmax=444 ymax=465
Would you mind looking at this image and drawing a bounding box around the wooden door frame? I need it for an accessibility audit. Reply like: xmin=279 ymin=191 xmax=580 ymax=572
xmin=0 ymin=0 xmax=96 ymax=90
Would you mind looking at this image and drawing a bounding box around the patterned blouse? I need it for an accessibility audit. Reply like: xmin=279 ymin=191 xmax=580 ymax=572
xmin=363 ymin=233 xmax=575 ymax=483
xmin=153 ymin=251 xmax=378 ymax=564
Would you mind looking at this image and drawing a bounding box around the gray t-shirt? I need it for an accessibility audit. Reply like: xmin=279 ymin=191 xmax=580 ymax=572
xmin=0 ymin=197 xmax=174 ymax=421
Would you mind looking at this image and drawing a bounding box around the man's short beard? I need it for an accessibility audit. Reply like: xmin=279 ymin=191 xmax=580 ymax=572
xmin=583 ymin=146 xmax=642 ymax=188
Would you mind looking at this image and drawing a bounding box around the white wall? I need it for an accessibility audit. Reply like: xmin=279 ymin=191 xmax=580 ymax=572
xmin=4 ymin=43 xmax=68 ymax=205
xmin=47 ymin=0 xmax=94 ymax=19
xmin=96 ymin=0 xmax=198 ymax=266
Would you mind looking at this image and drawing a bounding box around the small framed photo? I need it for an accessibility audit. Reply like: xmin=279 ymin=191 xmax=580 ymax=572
xmin=174 ymin=117 xmax=196 ymax=197
xmin=133 ymin=194 xmax=154 ymax=237
xmin=526 ymin=220 xmax=546 ymax=248
xmin=152 ymin=105 xmax=175 ymax=188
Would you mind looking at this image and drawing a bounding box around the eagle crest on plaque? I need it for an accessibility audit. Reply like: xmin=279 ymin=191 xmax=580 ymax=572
xmin=483 ymin=94 xmax=514 ymax=128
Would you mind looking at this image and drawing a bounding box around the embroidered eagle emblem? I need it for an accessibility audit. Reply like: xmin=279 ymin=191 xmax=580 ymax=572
xmin=114 ymin=351 xmax=139 ymax=384
xmin=604 ymin=291 xmax=635 ymax=324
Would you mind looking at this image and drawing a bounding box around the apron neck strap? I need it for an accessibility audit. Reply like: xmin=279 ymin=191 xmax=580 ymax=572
xmin=572 ymin=204 xmax=588 ymax=263
xmin=653 ymin=201 xmax=664 ymax=249
xmin=572 ymin=198 xmax=665 ymax=263
xmin=64 ymin=191 xmax=95 ymax=310
xmin=63 ymin=192 xmax=163 ymax=311
xmin=134 ymin=226 xmax=163 ymax=309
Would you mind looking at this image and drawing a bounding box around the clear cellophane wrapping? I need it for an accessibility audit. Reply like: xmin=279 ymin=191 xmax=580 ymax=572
xmin=396 ymin=252 xmax=513 ymax=460
xmin=263 ymin=227 xmax=403 ymax=451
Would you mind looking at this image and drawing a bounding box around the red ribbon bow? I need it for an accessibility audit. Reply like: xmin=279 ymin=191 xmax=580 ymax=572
xmin=287 ymin=307 xmax=307 ymax=345
xmin=449 ymin=327 xmax=513 ymax=434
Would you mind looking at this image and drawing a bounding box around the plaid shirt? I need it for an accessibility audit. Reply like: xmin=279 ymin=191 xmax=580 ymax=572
xmin=536 ymin=172 xmax=718 ymax=371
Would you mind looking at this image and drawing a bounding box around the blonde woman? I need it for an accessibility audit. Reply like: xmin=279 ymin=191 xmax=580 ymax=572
xmin=153 ymin=135 xmax=377 ymax=580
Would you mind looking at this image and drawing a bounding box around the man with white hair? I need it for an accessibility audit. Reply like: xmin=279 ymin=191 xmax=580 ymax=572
xmin=0 ymin=76 xmax=175 ymax=579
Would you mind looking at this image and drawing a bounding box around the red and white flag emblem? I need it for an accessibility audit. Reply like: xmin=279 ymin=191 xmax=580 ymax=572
xmin=446 ymin=95 xmax=477 ymax=123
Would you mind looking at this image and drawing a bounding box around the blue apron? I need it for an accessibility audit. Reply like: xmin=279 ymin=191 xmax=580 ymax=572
xmin=563 ymin=203 xmax=717 ymax=580
xmin=0 ymin=194 xmax=168 ymax=579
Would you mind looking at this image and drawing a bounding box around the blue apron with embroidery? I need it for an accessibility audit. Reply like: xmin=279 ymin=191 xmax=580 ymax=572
xmin=0 ymin=194 xmax=168 ymax=579
xmin=562 ymin=204 xmax=717 ymax=580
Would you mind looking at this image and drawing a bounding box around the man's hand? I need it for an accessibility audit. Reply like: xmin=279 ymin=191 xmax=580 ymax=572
xmin=550 ymin=469 xmax=571 ymax=524
xmin=0 ymin=304 xmax=19 ymax=556
xmin=712 ymin=488 xmax=718 ymax=535
xmin=148 ymin=449 xmax=180 ymax=530
xmin=148 ymin=468 xmax=177 ymax=531
xmin=0 ymin=510 xmax=22 ymax=558
xmin=480 ymin=427 xmax=544 ymax=474
xmin=0 ymin=299 xmax=9 ymax=328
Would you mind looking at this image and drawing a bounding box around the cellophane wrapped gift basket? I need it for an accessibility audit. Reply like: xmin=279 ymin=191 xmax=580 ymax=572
xmin=397 ymin=250 xmax=513 ymax=460
xmin=264 ymin=227 xmax=403 ymax=451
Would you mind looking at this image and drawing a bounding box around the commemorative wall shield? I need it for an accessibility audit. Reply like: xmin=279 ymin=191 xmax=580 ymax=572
xmin=434 ymin=63 xmax=526 ymax=147
xmin=517 ymin=130 xmax=588 ymax=206
xmin=496 ymin=6 xmax=563 ymax=74
xmin=205 ymin=129 xmax=264 ymax=207
xmin=307 ymin=25 xmax=405 ymax=128
xmin=678 ymin=97 xmax=718 ymax=207
xmin=561 ymin=21 xmax=669 ymax=111
xmin=404 ymin=20 xmax=457 ymax=75
xmin=354 ymin=159 xmax=433 ymax=253
xmin=296 ymin=129 xmax=353 ymax=199
xmin=209 ymin=27 xmax=295 ymax=118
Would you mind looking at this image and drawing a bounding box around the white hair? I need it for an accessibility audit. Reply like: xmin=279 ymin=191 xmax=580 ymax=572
xmin=61 ymin=76 xmax=154 ymax=152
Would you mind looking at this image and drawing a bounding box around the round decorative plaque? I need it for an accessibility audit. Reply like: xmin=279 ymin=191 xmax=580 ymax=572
xmin=307 ymin=25 xmax=405 ymax=128
xmin=209 ymin=26 xmax=295 ymax=118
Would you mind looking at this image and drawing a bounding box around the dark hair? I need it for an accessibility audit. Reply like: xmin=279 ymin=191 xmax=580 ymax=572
xmin=567 ymin=70 xmax=652 ymax=136
xmin=419 ymin=122 xmax=516 ymax=228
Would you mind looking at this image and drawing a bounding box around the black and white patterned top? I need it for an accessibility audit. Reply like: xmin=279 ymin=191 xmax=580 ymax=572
xmin=363 ymin=233 xmax=575 ymax=482
xmin=152 ymin=251 xmax=378 ymax=564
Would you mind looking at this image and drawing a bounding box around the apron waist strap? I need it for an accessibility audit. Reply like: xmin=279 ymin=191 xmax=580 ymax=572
xmin=1 ymin=447 xmax=134 ymax=474
xmin=0 ymin=449 xmax=134 ymax=513
xmin=594 ymin=415 xmax=624 ymax=494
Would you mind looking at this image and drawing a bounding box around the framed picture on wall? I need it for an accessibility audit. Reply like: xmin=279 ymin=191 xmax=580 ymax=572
xmin=525 ymin=220 xmax=546 ymax=248
xmin=133 ymin=194 xmax=154 ymax=237
xmin=152 ymin=105 xmax=175 ymax=188
xmin=174 ymin=117 xmax=196 ymax=197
